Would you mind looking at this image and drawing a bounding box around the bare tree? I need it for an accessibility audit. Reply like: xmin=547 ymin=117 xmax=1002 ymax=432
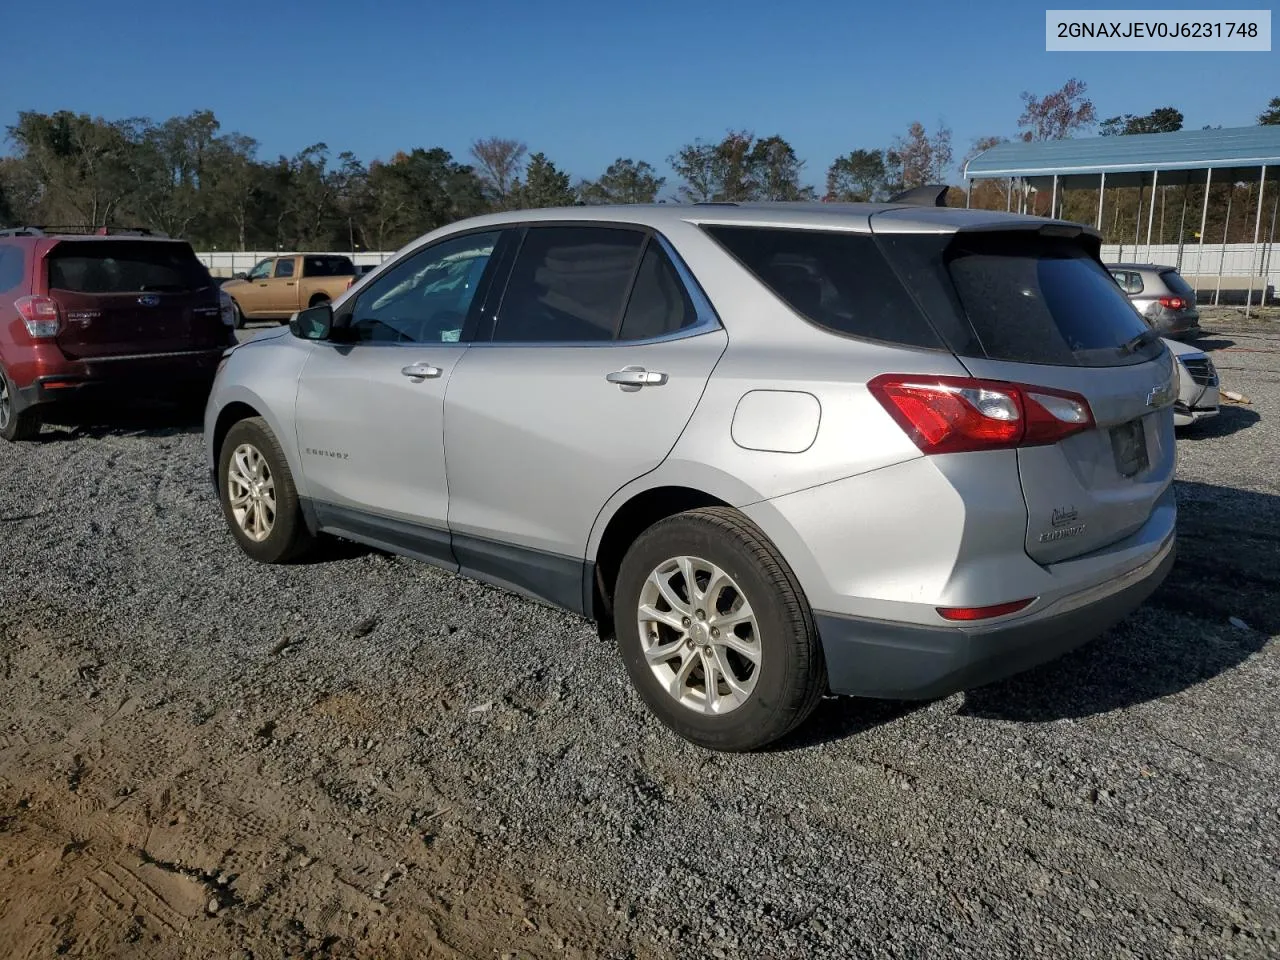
xmin=470 ymin=137 xmax=527 ymax=207
xmin=1017 ymin=78 xmax=1096 ymax=141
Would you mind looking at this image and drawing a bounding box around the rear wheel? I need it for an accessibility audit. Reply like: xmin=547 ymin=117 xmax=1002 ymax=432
xmin=613 ymin=507 xmax=826 ymax=751
xmin=232 ymin=301 xmax=247 ymax=329
xmin=308 ymin=293 xmax=330 ymax=308
xmin=0 ymin=367 xmax=41 ymax=442
xmin=218 ymin=417 xmax=315 ymax=563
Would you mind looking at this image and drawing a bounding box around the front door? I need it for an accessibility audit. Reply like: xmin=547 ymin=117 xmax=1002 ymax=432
xmin=293 ymin=231 xmax=503 ymax=567
xmin=269 ymin=257 xmax=298 ymax=314
xmin=443 ymin=225 xmax=726 ymax=605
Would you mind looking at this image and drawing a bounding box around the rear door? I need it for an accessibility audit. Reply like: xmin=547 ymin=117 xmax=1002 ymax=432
xmin=45 ymin=239 xmax=221 ymax=358
xmin=444 ymin=224 xmax=726 ymax=576
xmin=877 ymin=225 xmax=1176 ymax=565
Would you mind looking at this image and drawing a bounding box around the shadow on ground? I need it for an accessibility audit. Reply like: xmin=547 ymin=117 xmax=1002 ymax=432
xmin=1180 ymin=405 xmax=1261 ymax=439
xmin=35 ymin=400 xmax=205 ymax=442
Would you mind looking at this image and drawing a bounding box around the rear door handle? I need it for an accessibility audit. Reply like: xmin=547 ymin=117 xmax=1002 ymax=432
xmin=401 ymin=362 xmax=443 ymax=380
xmin=606 ymin=366 xmax=668 ymax=389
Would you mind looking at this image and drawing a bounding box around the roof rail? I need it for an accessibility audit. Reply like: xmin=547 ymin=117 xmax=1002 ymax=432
xmin=692 ymin=201 xmax=739 ymax=206
xmin=887 ymin=185 xmax=951 ymax=207
xmin=0 ymin=224 xmax=169 ymax=238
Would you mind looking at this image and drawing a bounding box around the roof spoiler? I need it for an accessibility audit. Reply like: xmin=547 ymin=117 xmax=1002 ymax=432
xmin=888 ymin=185 xmax=950 ymax=207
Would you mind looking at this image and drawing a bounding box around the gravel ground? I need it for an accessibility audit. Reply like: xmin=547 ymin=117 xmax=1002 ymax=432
xmin=1 ymin=319 xmax=1278 ymax=959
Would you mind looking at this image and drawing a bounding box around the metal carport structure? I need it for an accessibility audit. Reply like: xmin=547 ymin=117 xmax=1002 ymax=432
xmin=963 ymin=125 xmax=1280 ymax=313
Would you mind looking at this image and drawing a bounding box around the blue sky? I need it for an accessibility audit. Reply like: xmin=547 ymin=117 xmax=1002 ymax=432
xmin=2 ymin=0 xmax=1274 ymax=191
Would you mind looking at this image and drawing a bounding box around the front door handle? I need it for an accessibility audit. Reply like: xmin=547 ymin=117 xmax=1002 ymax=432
xmin=401 ymin=362 xmax=443 ymax=380
xmin=606 ymin=366 xmax=668 ymax=390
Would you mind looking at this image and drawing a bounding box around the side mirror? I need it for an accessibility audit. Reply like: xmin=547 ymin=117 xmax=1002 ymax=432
xmin=290 ymin=303 xmax=333 ymax=341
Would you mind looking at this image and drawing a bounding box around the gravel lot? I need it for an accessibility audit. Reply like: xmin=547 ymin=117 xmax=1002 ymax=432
xmin=2 ymin=315 xmax=1278 ymax=959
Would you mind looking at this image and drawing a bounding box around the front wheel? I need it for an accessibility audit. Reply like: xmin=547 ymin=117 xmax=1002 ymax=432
xmin=232 ymin=301 xmax=247 ymax=329
xmin=613 ymin=507 xmax=826 ymax=751
xmin=218 ymin=417 xmax=316 ymax=563
xmin=0 ymin=367 xmax=41 ymax=442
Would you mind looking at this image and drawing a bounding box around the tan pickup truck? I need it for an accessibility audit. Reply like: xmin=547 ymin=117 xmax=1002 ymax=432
xmin=222 ymin=254 xmax=357 ymax=327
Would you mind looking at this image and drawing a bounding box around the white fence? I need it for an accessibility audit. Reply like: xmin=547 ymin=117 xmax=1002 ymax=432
xmin=197 ymin=241 xmax=1278 ymax=303
xmin=196 ymin=251 xmax=394 ymax=276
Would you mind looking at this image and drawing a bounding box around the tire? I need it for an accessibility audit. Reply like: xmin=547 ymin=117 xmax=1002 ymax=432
xmin=217 ymin=417 xmax=315 ymax=564
xmin=232 ymin=301 xmax=247 ymax=330
xmin=0 ymin=366 xmax=41 ymax=442
xmin=308 ymin=293 xmax=330 ymax=308
xmin=613 ymin=507 xmax=826 ymax=751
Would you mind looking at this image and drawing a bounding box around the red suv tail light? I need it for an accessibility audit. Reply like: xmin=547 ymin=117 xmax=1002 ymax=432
xmin=1158 ymin=296 xmax=1186 ymax=310
xmin=14 ymin=295 xmax=61 ymax=338
xmin=867 ymin=375 xmax=1094 ymax=454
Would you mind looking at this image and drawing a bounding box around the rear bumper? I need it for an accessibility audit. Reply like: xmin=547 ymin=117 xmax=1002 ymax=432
xmin=11 ymin=350 xmax=223 ymax=412
xmin=815 ymin=533 xmax=1175 ymax=699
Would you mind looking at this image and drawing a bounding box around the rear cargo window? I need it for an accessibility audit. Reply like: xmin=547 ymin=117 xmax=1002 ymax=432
xmin=879 ymin=232 xmax=1161 ymax=368
xmin=47 ymin=241 xmax=209 ymax=294
xmin=943 ymin=234 xmax=1158 ymax=367
xmin=1160 ymin=269 xmax=1196 ymax=299
xmin=703 ymin=226 xmax=943 ymax=349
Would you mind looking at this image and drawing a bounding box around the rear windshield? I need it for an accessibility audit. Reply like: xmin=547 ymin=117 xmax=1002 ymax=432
xmin=304 ymin=255 xmax=356 ymax=277
xmin=878 ymin=232 xmax=1162 ymax=368
xmin=1159 ymin=269 xmax=1196 ymax=298
xmin=47 ymin=241 xmax=210 ymax=294
xmin=702 ymin=226 xmax=944 ymax=349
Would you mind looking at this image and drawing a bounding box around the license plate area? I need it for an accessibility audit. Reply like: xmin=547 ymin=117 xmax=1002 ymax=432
xmin=1110 ymin=419 xmax=1149 ymax=477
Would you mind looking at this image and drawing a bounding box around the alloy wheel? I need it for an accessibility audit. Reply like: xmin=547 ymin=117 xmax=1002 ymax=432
xmin=227 ymin=443 xmax=276 ymax=542
xmin=636 ymin=555 xmax=761 ymax=715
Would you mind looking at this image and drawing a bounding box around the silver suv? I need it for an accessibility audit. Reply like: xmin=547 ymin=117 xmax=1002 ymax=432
xmin=1108 ymin=263 xmax=1202 ymax=339
xmin=205 ymin=203 xmax=1177 ymax=751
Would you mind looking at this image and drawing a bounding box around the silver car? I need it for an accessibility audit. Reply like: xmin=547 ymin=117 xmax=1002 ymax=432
xmin=1164 ymin=337 xmax=1220 ymax=426
xmin=205 ymin=204 xmax=1177 ymax=751
xmin=1108 ymin=263 xmax=1202 ymax=339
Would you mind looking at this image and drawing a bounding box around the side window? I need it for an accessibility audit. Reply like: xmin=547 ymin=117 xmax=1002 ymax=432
xmin=247 ymin=259 xmax=273 ymax=281
xmin=0 ymin=244 xmax=26 ymax=294
xmin=348 ymin=231 xmax=499 ymax=344
xmin=1127 ymin=273 xmax=1145 ymax=295
xmin=705 ymin=226 xmax=943 ymax=349
xmin=618 ymin=242 xmax=698 ymax=341
xmin=274 ymin=258 xmax=296 ymax=279
xmin=493 ymin=226 xmax=645 ymax=343
xmin=1110 ymin=271 xmax=1128 ymax=288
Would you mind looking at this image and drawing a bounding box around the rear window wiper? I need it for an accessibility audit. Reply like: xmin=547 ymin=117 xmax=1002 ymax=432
xmin=1119 ymin=329 xmax=1159 ymax=355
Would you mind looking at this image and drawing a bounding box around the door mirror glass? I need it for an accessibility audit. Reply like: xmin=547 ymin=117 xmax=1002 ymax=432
xmin=290 ymin=303 xmax=333 ymax=341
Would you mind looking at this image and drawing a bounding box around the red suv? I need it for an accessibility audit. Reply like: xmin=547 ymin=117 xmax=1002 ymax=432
xmin=0 ymin=226 xmax=236 ymax=441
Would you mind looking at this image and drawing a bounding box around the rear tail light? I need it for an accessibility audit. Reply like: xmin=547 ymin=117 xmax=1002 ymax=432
xmin=937 ymin=598 xmax=1035 ymax=621
xmin=867 ymin=375 xmax=1094 ymax=454
xmin=1158 ymin=296 xmax=1186 ymax=310
xmin=218 ymin=289 xmax=237 ymax=327
xmin=14 ymin=295 xmax=61 ymax=337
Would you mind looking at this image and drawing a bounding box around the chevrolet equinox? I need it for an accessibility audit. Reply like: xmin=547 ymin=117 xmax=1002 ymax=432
xmin=205 ymin=202 xmax=1177 ymax=751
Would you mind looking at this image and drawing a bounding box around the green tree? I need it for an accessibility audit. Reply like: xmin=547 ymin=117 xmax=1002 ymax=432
xmin=8 ymin=110 xmax=138 ymax=226
xmin=1259 ymin=96 xmax=1280 ymax=124
xmin=578 ymin=158 xmax=665 ymax=204
xmin=1017 ymin=78 xmax=1096 ymax=141
xmin=824 ymin=149 xmax=888 ymax=201
xmin=512 ymin=152 xmax=576 ymax=208
xmin=670 ymin=132 xmax=811 ymax=202
xmin=1098 ymin=106 xmax=1183 ymax=136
